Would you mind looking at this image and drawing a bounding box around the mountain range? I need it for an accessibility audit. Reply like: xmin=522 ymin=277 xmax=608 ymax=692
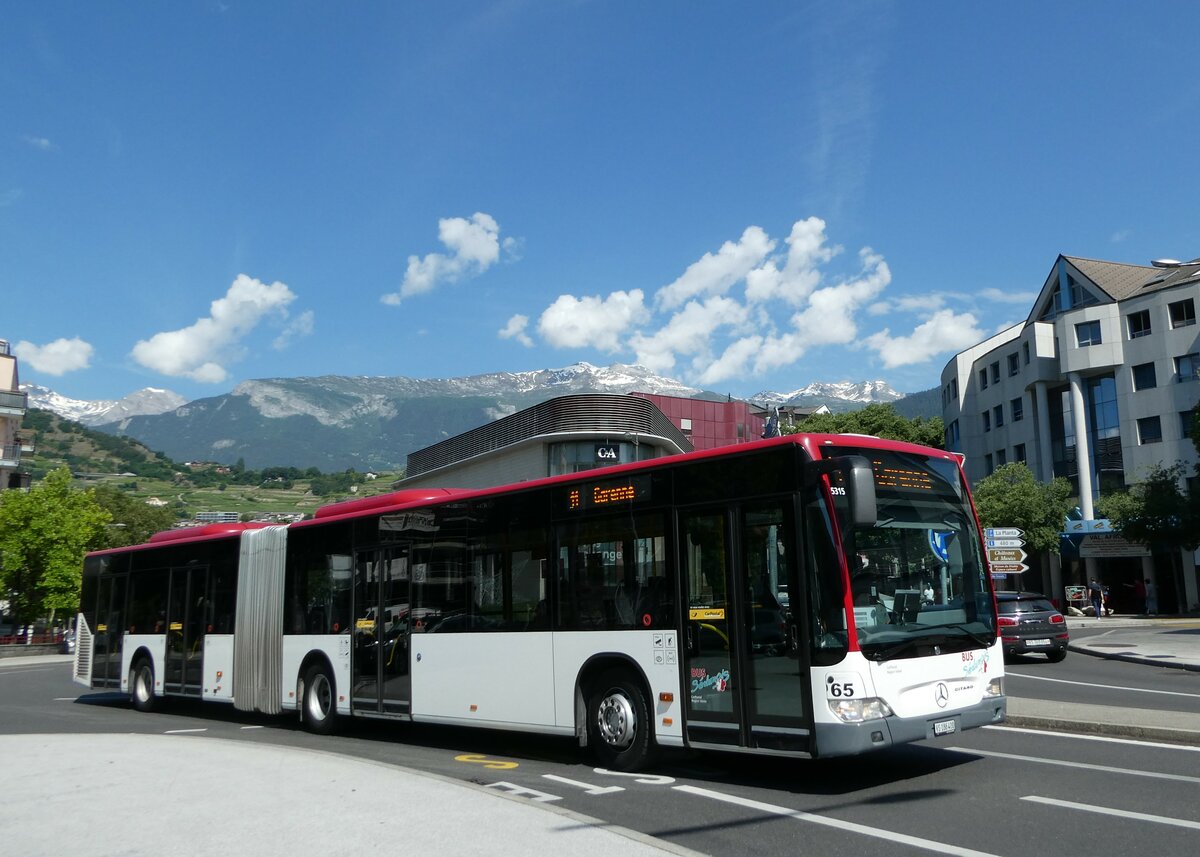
xmin=23 ymin=363 xmax=925 ymax=471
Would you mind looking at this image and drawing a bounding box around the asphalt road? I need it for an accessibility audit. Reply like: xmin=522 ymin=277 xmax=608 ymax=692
xmin=3 ymin=657 xmax=1199 ymax=857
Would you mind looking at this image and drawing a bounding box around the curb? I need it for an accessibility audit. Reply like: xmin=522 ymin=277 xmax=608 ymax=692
xmin=1066 ymin=643 xmax=1200 ymax=672
xmin=1003 ymin=713 xmax=1200 ymax=747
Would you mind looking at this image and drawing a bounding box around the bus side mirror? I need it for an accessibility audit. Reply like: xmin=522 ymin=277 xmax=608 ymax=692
xmin=809 ymin=455 xmax=877 ymax=528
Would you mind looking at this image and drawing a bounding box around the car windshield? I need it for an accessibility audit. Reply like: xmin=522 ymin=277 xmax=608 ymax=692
xmin=831 ymin=448 xmax=996 ymax=660
xmin=1000 ymin=597 xmax=1055 ymax=614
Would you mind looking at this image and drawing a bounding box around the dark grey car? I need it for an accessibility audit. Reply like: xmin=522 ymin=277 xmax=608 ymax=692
xmin=996 ymin=591 xmax=1069 ymax=662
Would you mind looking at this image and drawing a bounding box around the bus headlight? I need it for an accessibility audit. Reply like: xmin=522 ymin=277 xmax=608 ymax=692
xmin=829 ymin=697 xmax=893 ymax=723
xmin=985 ymin=677 xmax=1003 ymax=697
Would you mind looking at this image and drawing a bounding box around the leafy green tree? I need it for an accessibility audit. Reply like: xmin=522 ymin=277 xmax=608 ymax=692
xmin=1095 ymin=463 xmax=1200 ymax=610
xmin=784 ymin=403 xmax=943 ymax=448
xmin=0 ymin=468 xmax=111 ymax=626
xmin=92 ymin=485 xmax=177 ymax=547
xmin=971 ymin=463 xmax=1074 ymax=555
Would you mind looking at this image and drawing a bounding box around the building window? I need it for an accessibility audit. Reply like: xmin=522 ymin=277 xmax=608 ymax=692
xmin=979 ymin=368 xmax=988 ymax=390
xmin=1177 ymin=353 xmax=1200 ymax=383
xmin=1132 ymin=362 xmax=1157 ymax=391
xmin=1181 ymin=409 xmax=1195 ymax=440
xmin=945 ymin=419 xmax=960 ymax=450
xmin=996 ymin=448 xmax=1007 ymax=466
xmin=1127 ymin=309 xmax=1152 ymax=339
xmin=1136 ymin=416 xmax=1162 ymax=445
xmin=1014 ymin=443 xmax=1026 ymax=463
xmin=951 ymin=378 xmax=958 ymax=398
xmin=984 ymin=453 xmax=994 ymax=474
xmin=1007 ymin=353 xmax=1020 ymax=376
xmin=679 ymin=418 xmax=693 ymax=432
xmin=1023 ymin=341 xmax=1030 ymax=365
xmin=1075 ymin=320 xmax=1102 ymax=347
xmin=1169 ymin=298 xmax=1196 ymax=329
xmin=993 ymin=405 xmax=1004 ymax=428
xmin=990 ymin=362 xmax=1000 ymax=384
xmin=983 ymin=411 xmax=991 ymax=432
xmin=1011 ymin=397 xmax=1024 ymax=422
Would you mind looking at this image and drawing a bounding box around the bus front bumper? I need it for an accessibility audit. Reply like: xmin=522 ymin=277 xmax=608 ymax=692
xmin=814 ymin=695 xmax=1007 ymax=758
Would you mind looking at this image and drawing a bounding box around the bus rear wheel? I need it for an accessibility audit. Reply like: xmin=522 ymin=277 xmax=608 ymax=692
xmin=302 ymin=664 xmax=338 ymax=735
xmin=130 ymin=658 xmax=159 ymax=713
xmin=587 ymin=669 xmax=654 ymax=772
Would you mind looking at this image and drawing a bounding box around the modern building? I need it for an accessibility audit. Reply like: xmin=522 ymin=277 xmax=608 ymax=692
xmin=1 ymin=339 xmax=30 ymax=491
xmin=941 ymin=255 xmax=1200 ymax=612
xmin=397 ymin=392 xmax=769 ymax=491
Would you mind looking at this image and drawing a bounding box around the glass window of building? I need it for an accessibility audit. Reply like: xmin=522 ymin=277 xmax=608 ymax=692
xmin=1007 ymin=353 xmax=1020 ymax=376
xmin=1169 ymin=299 xmax=1196 ymax=329
xmin=951 ymin=378 xmax=958 ymax=398
xmin=1137 ymin=416 xmax=1163 ymax=445
xmin=1087 ymin=375 xmax=1124 ymax=494
xmin=982 ymin=411 xmax=991 ymax=432
xmin=979 ymin=368 xmax=988 ymax=389
xmin=1013 ymin=443 xmax=1026 ymax=463
xmin=548 ymin=441 xmax=653 ymax=476
xmin=993 ymin=404 xmax=1004 ymax=427
xmin=1177 ymin=353 xmax=1200 ymax=383
xmin=1075 ymin=320 xmax=1102 ymax=347
xmin=990 ymin=362 xmax=1000 ymax=384
xmin=1127 ymin=309 xmax=1152 ymax=339
xmin=1023 ymin=341 xmax=1030 ymax=364
xmin=984 ymin=453 xmax=994 ymax=474
xmin=1182 ymin=409 xmax=1195 ymax=440
xmin=1132 ymin=362 xmax=1157 ymax=391
xmin=1011 ymin=397 xmax=1023 ymax=422
xmin=997 ymin=448 xmax=1007 ymax=466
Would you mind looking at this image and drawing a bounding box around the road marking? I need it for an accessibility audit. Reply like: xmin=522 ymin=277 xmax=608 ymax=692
xmin=54 ymin=697 xmax=78 ymax=701
xmin=485 ymin=781 xmax=561 ymax=802
xmin=593 ymin=768 xmax=676 ymax=785
xmin=454 ymin=753 xmax=519 ymax=770
xmin=1006 ymin=671 xmax=1200 ymax=699
xmin=672 ymin=785 xmax=1001 ymax=856
xmin=1022 ymin=796 xmax=1200 ymax=831
xmin=164 ymin=728 xmax=207 ymax=734
xmin=542 ymin=774 xmax=624 ymax=795
xmin=945 ymin=746 xmax=1200 ymax=783
xmin=985 ymin=724 xmax=1200 ymax=752
xmin=240 ymin=725 xmax=264 ymax=730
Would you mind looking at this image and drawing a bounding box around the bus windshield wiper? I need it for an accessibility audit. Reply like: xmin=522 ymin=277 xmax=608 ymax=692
xmin=939 ymin=622 xmax=994 ymax=649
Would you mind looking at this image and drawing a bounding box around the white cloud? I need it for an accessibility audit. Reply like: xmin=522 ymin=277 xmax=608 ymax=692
xmin=1110 ymin=229 xmax=1131 ymax=243
xmin=382 ymin=212 xmax=512 ymax=305
xmin=538 ymin=290 xmax=648 ymax=352
xmin=499 ymin=314 xmax=534 ymax=347
xmin=697 ymin=335 xmax=765 ymax=385
xmin=869 ymin=292 xmax=947 ymax=316
xmin=655 ymin=226 xmax=775 ymax=310
xmin=745 ymin=217 xmax=840 ymax=305
xmin=789 ymin=248 xmax=891 ymax=349
xmin=131 ymin=274 xmax=302 ymax=383
xmin=978 ymin=287 xmax=1038 ymax=304
xmin=865 ymin=309 xmax=987 ymax=368
xmin=631 ymin=296 xmax=749 ymax=374
xmin=13 ymin=337 xmax=93 ymax=375
xmin=22 ymin=135 xmax=56 ymax=151
xmin=273 ymin=310 xmax=314 ymax=350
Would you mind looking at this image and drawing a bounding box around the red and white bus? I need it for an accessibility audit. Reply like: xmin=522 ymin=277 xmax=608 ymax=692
xmin=74 ymin=433 xmax=1005 ymax=770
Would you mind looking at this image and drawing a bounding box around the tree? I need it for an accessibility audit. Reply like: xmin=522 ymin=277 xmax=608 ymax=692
xmin=92 ymin=485 xmax=177 ymax=547
xmin=971 ymin=462 xmax=1074 ymax=556
xmin=1095 ymin=463 xmax=1200 ymax=611
xmin=784 ymin=403 xmax=944 ymax=448
xmin=0 ymin=468 xmax=111 ymax=627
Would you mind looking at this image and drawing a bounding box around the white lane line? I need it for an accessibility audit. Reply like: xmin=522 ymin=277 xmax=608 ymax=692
xmin=53 ymin=697 xmax=78 ymax=701
xmin=1022 ymin=796 xmax=1200 ymax=831
xmin=164 ymin=728 xmax=208 ymax=734
xmin=673 ymin=785 xmax=1001 ymax=857
xmin=984 ymin=724 xmax=1200 ymax=752
xmin=542 ymin=774 xmax=624 ymax=795
xmin=944 ymin=746 xmax=1200 ymax=783
xmin=240 ymin=725 xmax=264 ymax=730
xmin=1005 ymin=671 xmax=1200 ymax=699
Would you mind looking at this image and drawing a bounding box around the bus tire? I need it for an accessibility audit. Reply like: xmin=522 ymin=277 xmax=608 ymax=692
xmin=130 ymin=658 xmax=159 ymax=713
xmin=586 ymin=669 xmax=654 ymax=772
xmin=302 ymin=664 xmax=338 ymax=735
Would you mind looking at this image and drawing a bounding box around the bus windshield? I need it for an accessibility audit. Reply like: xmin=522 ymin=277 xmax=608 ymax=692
xmin=831 ymin=448 xmax=995 ymax=659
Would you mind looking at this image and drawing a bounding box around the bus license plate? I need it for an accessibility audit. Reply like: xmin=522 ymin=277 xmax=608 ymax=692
xmin=933 ymin=719 xmax=956 ymax=736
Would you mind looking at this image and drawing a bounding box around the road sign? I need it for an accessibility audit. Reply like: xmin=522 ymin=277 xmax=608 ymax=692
xmin=985 ymin=527 xmax=1024 ymax=539
xmin=988 ymin=561 xmax=1028 ymax=574
xmin=987 ymin=548 xmax=1027 ymax=563
xmin=985 ymin=538 xmax=1024 ymax=548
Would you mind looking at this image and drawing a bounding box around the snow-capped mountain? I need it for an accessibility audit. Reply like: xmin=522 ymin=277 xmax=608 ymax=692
xmin=21 ymin=384 xmax=187 ymax=426
xmin=750 ymin=380 xmax=903 ymax=407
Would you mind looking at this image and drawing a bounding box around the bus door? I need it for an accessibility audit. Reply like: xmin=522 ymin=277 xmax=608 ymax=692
xmin=680 ymin=501 xmax=812 ymax=753
xmin=164 ymin=566 xmax=208 ymax=695
xmin=352 ymin=545 xmax=413 ymax=715
xmin=94 ymin=573 xmax=127 ymax=688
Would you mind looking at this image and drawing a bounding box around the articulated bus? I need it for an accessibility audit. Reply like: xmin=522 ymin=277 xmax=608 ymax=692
xmin=73 ymin=433 xmax=1005 ymax=770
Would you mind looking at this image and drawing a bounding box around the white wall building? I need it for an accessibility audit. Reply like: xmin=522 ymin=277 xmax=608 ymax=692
xmin=941 ymin=255 xmax=1200 ymax=612
xmin=0 ymin=339 xmax=30 ymax=491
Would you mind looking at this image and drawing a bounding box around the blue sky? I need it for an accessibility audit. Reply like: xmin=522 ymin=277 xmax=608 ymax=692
xmin=4 ymin=2 xmax=1199 ymax=403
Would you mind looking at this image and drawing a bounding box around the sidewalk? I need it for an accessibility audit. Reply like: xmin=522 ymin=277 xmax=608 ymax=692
xmin=1005 ymin=615 xmax=1200 ymax=746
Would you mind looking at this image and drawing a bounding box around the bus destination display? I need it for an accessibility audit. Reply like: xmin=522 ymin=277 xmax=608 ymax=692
xmin=566 ymin=475 xmax=651 ymax=511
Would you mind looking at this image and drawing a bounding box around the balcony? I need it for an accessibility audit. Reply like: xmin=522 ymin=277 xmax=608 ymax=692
xmin=1 ymin=443 xmax=20 ymax=468
xmin=0 ymin=389 xmax=27 ymax=416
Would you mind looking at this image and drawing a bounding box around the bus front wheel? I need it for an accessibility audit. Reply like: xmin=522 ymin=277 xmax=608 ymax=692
xmin=587 ymin=669 xmax=654 ymax=771
xmin=302 ymin=664 xmax=338 ymax=735
xmin=130 ymin=658 xmax=159 ymax=713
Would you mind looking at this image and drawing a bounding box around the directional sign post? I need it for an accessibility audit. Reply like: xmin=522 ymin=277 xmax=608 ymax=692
xmin=985 ymin=527 xmax=1027 ymax=576
xmin=985 ymin=528 xmax=1024 ymax=539
xmin=987 ymin=548 xmax=1027 ymax=564
xmin=986 ymin=538 xmax=1024 ymax=548
xmin=989 ymin=561 xmax=1029 ymax=574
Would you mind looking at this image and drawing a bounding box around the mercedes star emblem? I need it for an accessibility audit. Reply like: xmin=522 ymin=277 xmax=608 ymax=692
xmin=935 ymin=682 xmax=950 ymax=708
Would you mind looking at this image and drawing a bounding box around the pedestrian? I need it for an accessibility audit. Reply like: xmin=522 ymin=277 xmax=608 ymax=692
xmin=1125 ymin=578 xmax=1146 ymax=614
xmin=1144 ymin=578 xmax=1158 ymax=616
xmin=1088 ymin=578 xmax=1103 ymax=618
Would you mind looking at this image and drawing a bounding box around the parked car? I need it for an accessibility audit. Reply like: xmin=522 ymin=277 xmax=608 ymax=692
xmin=996 ymin=591 xmax=1068 ymax=662
xmin=59 ymin=629 xmax=76 ymax=654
